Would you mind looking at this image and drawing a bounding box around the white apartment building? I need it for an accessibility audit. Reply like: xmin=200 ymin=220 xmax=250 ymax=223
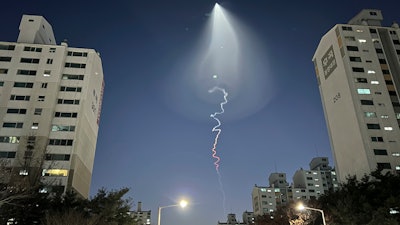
xmin=313 ymin=9 xmax=400 ymax=182
xmin=252 ymin=157 xmax=337 ymax=215
xmin=217 ymin=213 xmax=248 ymax=225
xmin=0 ymin=15 xmax=104 ymax=197
xmin=129 ymin=202 xmax=151 ymax=225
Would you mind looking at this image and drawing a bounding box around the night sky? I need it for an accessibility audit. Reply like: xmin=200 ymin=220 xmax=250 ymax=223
xmin=2 ymin=1 xmax=400 ymax=225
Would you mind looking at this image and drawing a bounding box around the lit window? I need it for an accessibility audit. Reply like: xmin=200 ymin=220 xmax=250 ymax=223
xmin=31 ymin=123 xmax=39 ymax=130
xmin=315 ymin=184 xmax=320 ymax=187
xmin=42 ymin=169 xmax=68 ymax=177
xmin=371 ymin=80 xmax=379 ymax=84
xmin=384 ymin=127 xmax=393 ymax=131
xmin=19 ymin=170 xmax=28 ymax=176
xmin=392 ymin=152 xmax=400 ymax=157
xmin=260 ymin=188 xmax=267 ymax=192
xmin=367 ymin=70 xmax=376 ymax=74
xmin=357 ymin=89 xmax=371 ymax=94
xmin=267 ymin=190 xmax=271 ymax=192
xmin=43 ymin=70 xmax=51 ymax=77
xmin=356 ymin=29 xmax=364 ymax=32
xmin=381 ymin=115 xmax=389 ymax=119
xmin=396 ymin=166 xmax=400 ymax=171
xmin=358 ymin=39 xmax=367 ymax=43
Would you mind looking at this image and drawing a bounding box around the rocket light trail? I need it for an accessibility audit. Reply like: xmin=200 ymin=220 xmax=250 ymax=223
xmin=209 ymin=86 xmax=228 ymax=173
xmin=209 ymin=85 xmax=228 ymax=214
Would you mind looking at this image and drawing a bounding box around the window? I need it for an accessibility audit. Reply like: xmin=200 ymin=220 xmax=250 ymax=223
xmin=60 ymin=86 xmax=82 ymax=92
xmin=42 ymin=169 xmax=68 ymax=176
xmin=393 ymin=40 xmax=400 ymax=45
xmin=13 ymin=82 xmax=33 ymax=88
xmin=371 ymin=137 xmax=383 ymax=142
xmin=41 ymin=83 xmax=48 ymax=88
xmin=385 ymin=80 xmax=393 ymax=85
xmin=65 ymin=62 xmax=86 ymax=68
xmin=0 ymin=136 xmax=19 ymax=143
xmin=38 ymin=96 xmax=45 ymax=101
xmin=345 ymin=36 xmax=356 ymax=41
xmin=45 ymin=154 xmax=71 ymax=161
xmin=7 ymin=108 xmax=27 ymax=114
xmin=367 ymin=123 xmax=381 ymax=129
xmin=57 ymin=99 xmax=80 ymax=105
xmin=369 ymin=11 xmax=378 ymax=16
xmin=0 ymin=81 xmax=3 ymax=87
xmin=358 ymin=39 xmax=367 ymax=43
xmin=352 ymin=67 xmax=365 ymax=72
xmin=374 ymin=149 xmax=387 ymax=155
xmin=0 ymin=68 xmax=8 ymax=74
xmin=377 ymin=163 xmax=391 ymax=169
xmin=371 ymin=80 xmax=379 ymax=84
xmin=17 ymin=69 xmax=36 ymax=76
xmin=0 ymin=44 xmax=15 ymax=50
xmin=67 ymin=51 xmax=88 ymax=57
xmin=0 ymin=56 xmax=12 ymax=62
xmin=49 ymin=48 xmax=56 ymax=53
xmin=379 ymin=59 xmax=387 ymax=64
xmin=20 ymin=58 xmax=39 ymax=64
xmin=357 ymin=88 xmax=370 ymax=94
xmin=43 ymin=70 xmax=51 ymax=76
xmin=0 ymin=151 xmax=16 ymax=159
xmin=62 ymin=74 xmax=84 ymax=80
xmin=48 ymin=139 xmax=73 ymax=146
xmin=382 ymin=70 xmax=390 ymax=74
xmin=370 ymin=29 xmax=377 ymax=33
xmin=342 ymin=26 xmax=353 ymax=31
xmin=23 ymin=46 xmax=42 ymax=52
xmin=31 ymin=123 xmax=39 ymax=130
xmin=376 ymin=49 xmax=383 ymax=53
xmin=34 ymin=108 xmax=42 ymax=115
xmin=381 ymin=115 xmax=389 ymax=119
xmin=54 ymin=112 xmax=78 ymax=118
xmin=3 ymin=122 xmax=23 ymax=128
xmin=347 ymin=46 xmax=359 ymax=51
xmin=392 ymin=152 xmax=400 ymax=157
xmin=367 ymin=70 xmax=376 ymax=74
xmin=355 ymin=78 xmax=367 ymax=83
xmin=384 ymin=127 xmax=393 ymax=131
xmin=10 ymin=95 xmax=30 ymax=101
xmin=361 ymin=100 xmax=374 ymax=105
xmin=389 ymin=91 xmax=397 ymax=96
xmin=47 ymin=58 xmax=53 ymax=64
xmin=350 ymin=56 xmax=362 ymax=62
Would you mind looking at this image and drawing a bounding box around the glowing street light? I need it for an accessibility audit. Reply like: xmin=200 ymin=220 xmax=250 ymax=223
xmin=157 ymin=200 xmax=188 ymax=225
xmin=296 ymin=203 xmax=326 ymax=225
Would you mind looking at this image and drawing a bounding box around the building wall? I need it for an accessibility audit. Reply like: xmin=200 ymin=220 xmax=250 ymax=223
xmin=313 ymin=9 xmax=400 ymax=182
xmin=0 ymin=15 xmax=104 ymax=198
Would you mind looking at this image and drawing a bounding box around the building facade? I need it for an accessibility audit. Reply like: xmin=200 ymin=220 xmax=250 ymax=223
xmin=0 ymin=15 xmax=104 ymax=197
xmin=313 ymin=9 xmax=400 ymax=182
xmin=252 ymin=157 xmax=337 ymax=215
xmin=129 ymin=202 xmax=151 ymax=225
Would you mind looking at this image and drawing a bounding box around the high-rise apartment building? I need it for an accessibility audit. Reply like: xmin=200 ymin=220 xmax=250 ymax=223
xmin=0 ymin=15 xmax=104 ymax=197
xmin=313 ymin=9 xmax=400 ymax=182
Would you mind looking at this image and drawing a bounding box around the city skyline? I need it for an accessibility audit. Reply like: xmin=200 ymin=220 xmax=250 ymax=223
xmin=2 ymin=1 xmax=400 ymax=225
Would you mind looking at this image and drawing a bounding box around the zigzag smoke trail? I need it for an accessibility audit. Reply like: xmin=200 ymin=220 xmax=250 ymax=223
xmin=209 ymin=86 xmax=228 ymax=214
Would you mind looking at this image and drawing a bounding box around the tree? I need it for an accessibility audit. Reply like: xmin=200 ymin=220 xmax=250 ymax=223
xmin=317 ymin=170 xmax=400 ymax=225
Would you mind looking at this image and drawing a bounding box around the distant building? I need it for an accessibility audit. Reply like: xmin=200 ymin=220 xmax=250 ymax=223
xmin=252 ymin=157 xmax=337 ymax=215
xmin=0 ymin=15 xmax=104 ymax=197
xmin=129 ymin=202 xmax=151 ymax=225
xmin=217 ymin=213 xmax=247 ymax=225
xmin=313 ymin=9 xmax=400 ymax=182
xmin=242 ymin=211 xmax=255 ymax=224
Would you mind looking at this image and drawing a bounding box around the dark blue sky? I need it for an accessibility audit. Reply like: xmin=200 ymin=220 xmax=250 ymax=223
xmin=2 ymin=1 xmax=400 ymax=225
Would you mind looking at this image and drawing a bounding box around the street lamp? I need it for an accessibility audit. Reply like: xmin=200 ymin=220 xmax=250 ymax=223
xmin=157 ymin=200 xmax=188 ymax=225
xmin=296 ymin=203 xmax=326 ymax=225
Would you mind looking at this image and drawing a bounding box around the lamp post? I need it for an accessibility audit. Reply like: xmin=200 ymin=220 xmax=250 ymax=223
xmin=157 ymin=200 xmax=188 ymax=225
xmin=297 ymin=203 xmax=326 ymax=225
